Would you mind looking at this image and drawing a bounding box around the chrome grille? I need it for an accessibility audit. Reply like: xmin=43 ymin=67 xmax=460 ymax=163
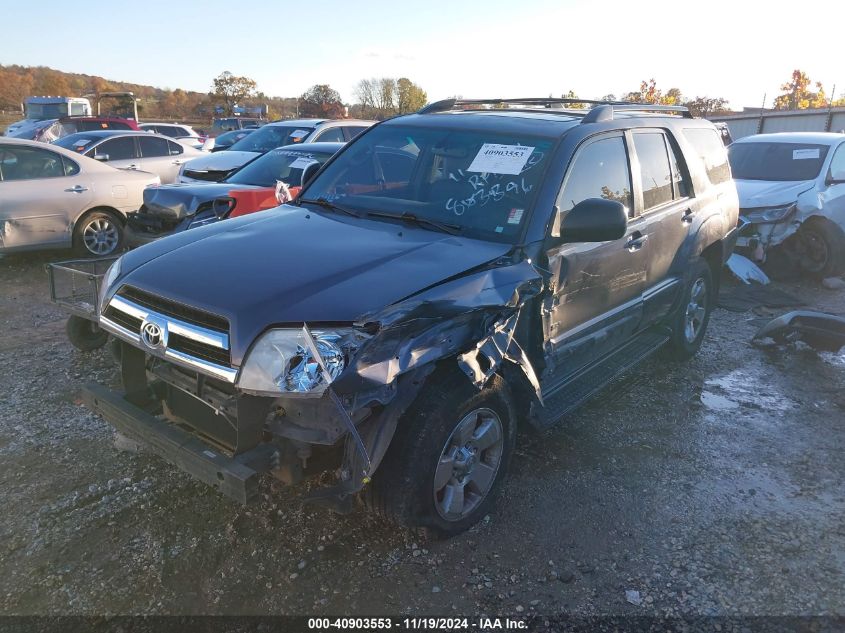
xmin=99 ymin=287 xmax=236 ymax=383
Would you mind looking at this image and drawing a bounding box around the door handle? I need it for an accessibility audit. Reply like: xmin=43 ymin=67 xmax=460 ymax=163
xmin=625 ymin=232 xmax=648 ymax=252
xmin=172 ymin=160 xmax=185 ymax=165
xmin=64 ymin=185 xmax=88 ymax=193
xmin=127 ymin=164 xmax=139 ymax=170
xmin=681 ymin=209 xmax=694 ymax=224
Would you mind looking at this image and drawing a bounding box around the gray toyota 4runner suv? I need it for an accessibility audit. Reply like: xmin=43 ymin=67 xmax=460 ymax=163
xmin=86 ymin=98 xmax=739 ymax=537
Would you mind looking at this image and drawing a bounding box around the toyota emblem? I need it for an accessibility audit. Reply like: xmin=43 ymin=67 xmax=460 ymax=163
xmin=140 ymin=320 xmax=165 ymax=350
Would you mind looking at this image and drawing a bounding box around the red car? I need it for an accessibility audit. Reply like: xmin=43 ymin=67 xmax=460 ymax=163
xmin=34 ymin=116 xmax=141 ymax=142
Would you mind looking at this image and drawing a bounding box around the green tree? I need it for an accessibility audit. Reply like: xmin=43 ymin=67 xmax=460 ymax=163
xmin=561 ymin=90 xmax=585 ymax=109
xmin=299 ymin=84 xmax=344 ymax=118
xmin=396 ymin=78 xmax=427 ymax=113
xmin=212 ymin=71 xmax=257 ymax=115
xmin=773 ymin=70 xmax=827 ymax=110
xmin=684 ymin=96 xmax=730 ymax=117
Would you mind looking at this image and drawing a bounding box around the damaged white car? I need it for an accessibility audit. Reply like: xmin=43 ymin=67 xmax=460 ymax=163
xmin=729 ymin=132 xmax=845 ymax=277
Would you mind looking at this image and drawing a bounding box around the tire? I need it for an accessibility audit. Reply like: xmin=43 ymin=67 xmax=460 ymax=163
xmin=73 ymin=210 xmax=124 ymax=257
xmin=661 ymin=257 xmax=713 ymax=361
xmin=365 ymin=368 xmax=517 ymax=538
xmin=65 ymin=315 xmax=109 ymax=351
xmin=791 ymin=218 xmax=845 ymax=278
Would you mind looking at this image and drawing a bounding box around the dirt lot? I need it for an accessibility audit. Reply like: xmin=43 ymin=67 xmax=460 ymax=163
xmin=0 ymin=250 xmax=843 ymax=619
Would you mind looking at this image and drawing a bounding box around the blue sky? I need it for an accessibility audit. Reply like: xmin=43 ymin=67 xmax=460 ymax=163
xmin=2 ymin=0 xmax=842 ymax=109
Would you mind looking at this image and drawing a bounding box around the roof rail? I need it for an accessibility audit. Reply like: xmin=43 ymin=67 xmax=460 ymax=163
xmin=418 ymin=98 xmax=693 ymax=120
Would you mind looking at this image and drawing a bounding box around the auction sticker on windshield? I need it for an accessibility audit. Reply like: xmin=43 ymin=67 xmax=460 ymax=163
xmin=793 ymin=148 xmax=820 ymax=160
xmin=290 ymin=157 xmax=318 ymax=169
xmin=468 ymin=144 xmax=535 ymax=175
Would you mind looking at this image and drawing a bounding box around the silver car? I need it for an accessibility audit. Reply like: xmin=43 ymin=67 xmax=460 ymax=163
xmin=729 ymin=132 xmax=845 ymax=277
xmin=178 ymin=118 xmax=376 ymax=183
xmin=53 ymin=131 xmax=203 ymax=184
xmin=0 ymin=137 xmax=159 ymax=256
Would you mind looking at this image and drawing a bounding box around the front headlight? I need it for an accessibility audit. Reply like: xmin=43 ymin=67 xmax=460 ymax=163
xmin=238 ymin=327 xmax=367 ymax=397
xmin=744 ymin=203 xmax=796 ymax=224
xmin=98 ymin=255 xmax=123 ymax=312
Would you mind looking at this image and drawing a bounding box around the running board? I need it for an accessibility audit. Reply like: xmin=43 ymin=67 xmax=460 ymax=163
xmin=534 ymin=328 xmax=670 ymax=430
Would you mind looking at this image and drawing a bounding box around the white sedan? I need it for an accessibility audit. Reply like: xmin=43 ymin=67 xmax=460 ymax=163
xmin=0 ymin=137 xmax=159 ymax=256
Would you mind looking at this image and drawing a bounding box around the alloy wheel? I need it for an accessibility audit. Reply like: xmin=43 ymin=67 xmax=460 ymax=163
xmin=82 ymin=217 xmax=119 ymax=256
xmin=684 ymin=277 xmax=707 ymax=343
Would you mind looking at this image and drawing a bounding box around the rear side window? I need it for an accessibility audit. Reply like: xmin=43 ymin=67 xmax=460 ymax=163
xmin=61 ymin=155 xmax=80 ymax=176
xmin=633 ymin=132 xmax=674 ymax=210
xmin=559 ymin=136 xmax=633 ymax=214
xmin=139 ymin=135 xmax=171 ymax=157
xmin=346 ymin=126 xmax=369 ymax=139
xmin=166 ymin=140 xmax=184 ymax=155
xmin=314 ymin=127 xmax=345 ymax=142
xmin=683 ymin=128 xmax=731 ymax=184
xmin=96 ymin=137 xmax=137 ymax=161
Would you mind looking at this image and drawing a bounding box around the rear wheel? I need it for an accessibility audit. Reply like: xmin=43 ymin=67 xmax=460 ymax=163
xmin=73 ymin=210 xmax=124 ymax=257
xmin=365 ymin=369 xmax=516 ymax=538
xmin=662 ymin=258 xmax=713 ymax=360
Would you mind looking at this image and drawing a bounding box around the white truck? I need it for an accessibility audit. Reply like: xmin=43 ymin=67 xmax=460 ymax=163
xmin=3 ymin=96 xmax=92 ymax=138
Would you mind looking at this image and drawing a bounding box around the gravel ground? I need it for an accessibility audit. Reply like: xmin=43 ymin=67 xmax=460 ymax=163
xmin=0 ymin=251 xmax=843 ymax=619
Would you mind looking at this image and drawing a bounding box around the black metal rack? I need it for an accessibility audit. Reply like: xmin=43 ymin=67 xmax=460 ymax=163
xmin=418 ymin=98 xmax=693 ymax=120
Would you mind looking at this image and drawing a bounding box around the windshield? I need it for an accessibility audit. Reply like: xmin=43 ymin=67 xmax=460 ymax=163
xmin=229 ymin=125 xmax=314 ymax=153
xmin=729 ymin=142 xmax=830 ymax=181
xmin=226 ymin=148 xmax=335 ymax=187
xmin=25 ymin=103 xmax=69 ymax=120
xmin=301 ymin=124 xmax=554 ymax=242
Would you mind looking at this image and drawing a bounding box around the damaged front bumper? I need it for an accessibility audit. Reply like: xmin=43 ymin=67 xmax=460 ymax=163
xmin=83 ymin=382 xmax=277 ymax=503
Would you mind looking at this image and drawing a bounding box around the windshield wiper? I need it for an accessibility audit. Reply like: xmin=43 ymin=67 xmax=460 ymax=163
xmin=366 ymin=211 xmax=463 ymax=236
xmin=297 ymin=197 xmax=361 ymax=218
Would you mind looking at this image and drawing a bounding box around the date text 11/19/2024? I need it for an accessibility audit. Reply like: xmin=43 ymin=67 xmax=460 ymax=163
xmin=307 ymin=617 xmax=529 ymax=630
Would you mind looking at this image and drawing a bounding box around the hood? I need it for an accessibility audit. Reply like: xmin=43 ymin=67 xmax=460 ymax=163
xmin=142 ymin=183 xmax=262 ymax=220
xmin=735 ymin=179 xmax=815 ymax=209
xmin=115 ymin=207 xmax=512 ymax=365
xmin=181 ymin=150 xmax=260 ymax=178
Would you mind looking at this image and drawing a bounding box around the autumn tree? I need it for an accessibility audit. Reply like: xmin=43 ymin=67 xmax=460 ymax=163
xmin=299 ymin=84 xmax=344 ymax=118
xmin=212 ymin=71 xmax=257 ymax=115
xmin=773 ymin=70 xmax=827 ymax=110
xmin=0 ymin=68 xmax=33 ymax=109
xmin=624 ymin=79 xmax=681 ymax=105
xmin=684 ymin=96 xmax=730 ymax=117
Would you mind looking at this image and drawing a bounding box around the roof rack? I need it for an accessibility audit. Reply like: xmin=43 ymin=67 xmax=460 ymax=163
xmin=418 ymin=98 xmax=693 ymax=121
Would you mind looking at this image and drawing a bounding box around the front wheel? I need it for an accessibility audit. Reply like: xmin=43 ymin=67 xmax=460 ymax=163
xmin=365 ymin=370 xmax=516 ymax=538
xmin=790 ymin=218 xmax=845 ymax=278
xmin=661 ymin=257 xmax=713 ymax=361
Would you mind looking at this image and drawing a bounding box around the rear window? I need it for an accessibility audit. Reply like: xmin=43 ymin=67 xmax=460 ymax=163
xmin=728 ymin=142 xmax=830 ymax=182
xmin=682 ymin=128 xmax=731 ymax=184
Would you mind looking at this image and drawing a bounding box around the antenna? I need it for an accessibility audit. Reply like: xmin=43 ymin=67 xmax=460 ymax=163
xmin=757 ymin=93 xmax=766 ymax=134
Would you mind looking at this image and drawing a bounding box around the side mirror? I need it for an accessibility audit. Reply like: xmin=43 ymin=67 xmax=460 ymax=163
xmin=552 ymin=198 xmax=628 ymax=243
xmin=300 ymin=162 xmax=321 ymax=187
xmin=93 ymin=153 xmax=109 ymax=162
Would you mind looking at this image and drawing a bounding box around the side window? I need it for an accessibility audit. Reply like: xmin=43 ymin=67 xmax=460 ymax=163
xmin=558 ymin=136 xmax=633 ymax=216
xmin=346 ymin=126 xmax=369 ymax=140
xmin=69 ymin=102 xmax=87 ymax=116
xmin=61 ymin=156 xmax=80 ymax=176
xmin=99 ymin=137 xmax=137 ymax=161
xmin=138 ymin=135 xmax=171 ymax=158
xmin=666 ymin=135 xmax=690 ymax=199
xmin=314 ymin=127 xmax=345 ymax=143
xmin=829 ymin=144 xmax=845 ymax=181
xmin=682 ymin=128 xmax=731 ymax=184
xmin=166 ymin=140 xmax=184 ymax=156
xmin=0 ymin=146 xmax=66 ymax=180
xmin=633 ymin=132 xmax=674 ymax=210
